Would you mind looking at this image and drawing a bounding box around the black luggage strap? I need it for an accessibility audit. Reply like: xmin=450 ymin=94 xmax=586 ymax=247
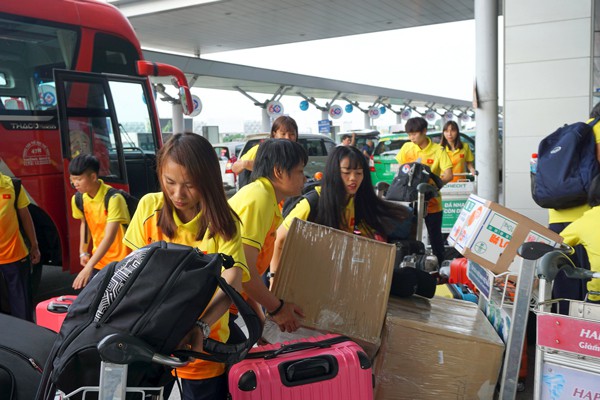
xmin=245 ymin=335 xmax=352 ymax=360
xmin=173 ymin=274 xmax=262 ymax=365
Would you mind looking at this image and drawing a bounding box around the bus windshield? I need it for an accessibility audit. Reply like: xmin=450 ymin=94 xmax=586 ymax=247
xmin=0 ymin=16 xmax=78 ymax=111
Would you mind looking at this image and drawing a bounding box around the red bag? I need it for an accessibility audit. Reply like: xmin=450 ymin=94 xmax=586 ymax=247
xmin=228 ymin=334 xmax=373 ymax=400
xmin=35 ymin=295 xmax=76 ymax=332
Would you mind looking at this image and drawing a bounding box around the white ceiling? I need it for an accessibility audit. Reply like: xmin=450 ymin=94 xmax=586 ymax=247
xmin=119 ymin=0 xmax=480 ymax=56
xmin=115 ymin=0 xmax=494 ymax=111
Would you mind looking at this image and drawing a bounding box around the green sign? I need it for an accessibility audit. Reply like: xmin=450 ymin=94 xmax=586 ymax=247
xmin=442 ymin=199 xmax=468 ymax=230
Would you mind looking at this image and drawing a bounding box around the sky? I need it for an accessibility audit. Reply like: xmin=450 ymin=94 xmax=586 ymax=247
xmin=155 ymin=19 xmax=503 ymax=136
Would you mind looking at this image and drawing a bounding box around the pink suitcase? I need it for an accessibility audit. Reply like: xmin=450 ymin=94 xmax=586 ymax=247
xmin=35 ymin=295 xmax=76 ymax=332
xmin=228 ymin=334 xmax=373 ymax=399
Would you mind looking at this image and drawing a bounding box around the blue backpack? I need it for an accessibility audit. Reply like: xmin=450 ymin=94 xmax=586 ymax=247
xmin=532 ymin=118 xmax=600 ymax=209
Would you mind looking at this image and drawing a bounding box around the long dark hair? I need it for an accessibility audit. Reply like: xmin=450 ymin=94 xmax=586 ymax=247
xmin=156 ymin=133 xmax=239 ymax=241
xmin=440 ymin=120 xmax=463 ymax=150
xmin=315 ymin=146 xmax=410 ymax=237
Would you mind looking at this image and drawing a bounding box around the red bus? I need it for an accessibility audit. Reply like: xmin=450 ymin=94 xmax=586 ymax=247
xmin=0 ymin=0 xmax=192 ymax=283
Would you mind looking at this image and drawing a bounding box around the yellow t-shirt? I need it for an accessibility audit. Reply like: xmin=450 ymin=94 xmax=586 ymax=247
xmin=560 ymin=206 xmax=600 ymax=301
xmin=445 ymin=145 xmax=474 ymax=181
xmin=0 ymin=175 xmax=29 ymax=263
xmin=123 ymin=192 xmax=249 ymax=380
xmin=396 ymin=138 xmax=453 ymax=213
xmin=228 ymin=177 xmax=282 ymax=276
xmin=548 ymin=120 xmax=600 ymax=223
xmin=240 ymin=144 xmax=259 ymax=162
xmin=282 ymin=187 xmax=375 ymax=237
xmin=71 ymin=180 xmax=130 ymax=269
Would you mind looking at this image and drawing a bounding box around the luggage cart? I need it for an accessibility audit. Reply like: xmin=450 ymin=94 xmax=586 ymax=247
xmin=58 ymin=333 xmax=189 ymax=399
xmin=531 ymin=248 xmax=600 ymax=400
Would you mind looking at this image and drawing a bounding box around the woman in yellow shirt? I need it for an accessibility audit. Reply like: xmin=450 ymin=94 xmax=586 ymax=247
xmin=271 ymin=145 xmax=411 ymax=273
xmin=440 ymin=121 xmax=476 ymax=181
xmin=123 ymin=133 xmax=249 ymax=400
xmin=560 ymin=175 xmax=600 ymax=303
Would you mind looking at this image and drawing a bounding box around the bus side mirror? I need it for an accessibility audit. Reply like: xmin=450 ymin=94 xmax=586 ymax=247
xmin=136 ymin=60 xmax=194 ymax=115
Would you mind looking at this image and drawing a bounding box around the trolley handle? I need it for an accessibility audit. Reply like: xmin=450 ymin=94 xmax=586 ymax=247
xmin=97 ymin=333 xmax=189 ymax=368
xmin=516 ymin=242 xmax=572 ymax=261
xmin=537 ymin=250 xmax=600 ymax=283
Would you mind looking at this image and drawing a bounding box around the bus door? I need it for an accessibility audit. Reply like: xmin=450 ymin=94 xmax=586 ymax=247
xmin=54 ymin=69 xmax=160 ymax=272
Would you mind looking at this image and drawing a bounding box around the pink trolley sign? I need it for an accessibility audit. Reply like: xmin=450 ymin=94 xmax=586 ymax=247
xmin=537 ymin=314 xmax=600 ymax=359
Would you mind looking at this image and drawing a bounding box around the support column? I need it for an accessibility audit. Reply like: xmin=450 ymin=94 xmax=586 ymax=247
xmin=262 ymin=109 xmax=271 ymax=132
xmin=364 ymin=113 xmax=370 ymax=129
xmin=475 ymin=0 xmax=499 ymax=202
xmin=172 ymin=103 xmax=184 ymax=134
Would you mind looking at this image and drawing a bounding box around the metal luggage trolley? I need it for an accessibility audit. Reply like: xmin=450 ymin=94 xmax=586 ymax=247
xmin=59 ymin=333 xmax=188 ymax=400
xmin=530 ymin=247 xmax=600 ymax=400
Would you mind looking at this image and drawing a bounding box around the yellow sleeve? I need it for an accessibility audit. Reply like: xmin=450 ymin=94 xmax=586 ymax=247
xmin=71 ymin=195 xmax=83 ymax=220
xmin=214 ymin=219 xmax=251 ymax=282
xmin=236 ymin=200 xmax=271 ymax=250
xmin=464 ymin=146 xmax=475 ymax=163
xmin=106 ymin=193 xmax=130 ymax=224
xmin=560 ymin=220 xmax=581 ymax=247
xmin=241 ymin=144 xmax=259 ymax=161
xmin=283 ymin=197 xmax=312 ymax=229
xmin=439 ymin=148 xmax=454 ymax=171
xmin=16 ymin=186 xmax=30 ymax=209
xmin=123 ymin=194 xmax=155 ymax=250
xmin=396 ymin=143 xmax=408 ymax=164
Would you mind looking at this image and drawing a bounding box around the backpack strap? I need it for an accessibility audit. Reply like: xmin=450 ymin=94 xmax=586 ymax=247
xmin=588 ymin=117 xmax=600 ymax=127
xmin=304 ymin=189 xmax=319 ymax=222
xmin=10 ymin=177 xmax=21 ymax=211
xmin=173 ymin=271 xmax=262 ymax=364
xmin=104 ymin=187 xmax=118 ymax=212
xmin=74 ymin=192 xmax=89 ymax=244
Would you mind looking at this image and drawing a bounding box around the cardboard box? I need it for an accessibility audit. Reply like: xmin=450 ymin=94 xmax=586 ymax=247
xmin=374 ymin=296 xmax=505 ymax=400
xmin=272 ymin=219 xmax=396 ymax=357
xmin=447 ymin=194 xmax=563 ymax=274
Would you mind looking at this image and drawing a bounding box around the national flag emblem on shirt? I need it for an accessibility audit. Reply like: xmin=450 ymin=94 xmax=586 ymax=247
xmin=460 ymin=154 xmax=465 ymax=158
xmin=2 ymin=194 xmax=11 ymax=199
xmin=426 ymin=159 xmax=434 ymax=164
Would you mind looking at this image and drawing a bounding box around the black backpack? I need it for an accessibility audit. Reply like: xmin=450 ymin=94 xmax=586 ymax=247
xmin=531 ymin=118 xmax=600 ymax=209
xmin=75 ymin=187 xmax=139 ymax=221
xmin=36 ymin=241 xmax=262 ymax=400
xmin=281 ymin=179 xmax=321 ymax=221
xmin=385 ymin=162 xmax=444 ymax=202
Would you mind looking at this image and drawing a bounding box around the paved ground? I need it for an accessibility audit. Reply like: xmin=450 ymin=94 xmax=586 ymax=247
xmin=35 ymin=264 xmax=534 ymax=399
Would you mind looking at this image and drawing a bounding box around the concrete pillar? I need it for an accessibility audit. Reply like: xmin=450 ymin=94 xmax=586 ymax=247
xmin=396 ymin=114 xmax=402 ymax=124
xmin=475 ymin=0 xmax=499 ymax=202
xmin=262 ymin=109 xmax=271 ymax=132
xmin=172 ymin=103 xmax=184 ymax=134
xmin=364 ymin=113 xmax=370 ymax=129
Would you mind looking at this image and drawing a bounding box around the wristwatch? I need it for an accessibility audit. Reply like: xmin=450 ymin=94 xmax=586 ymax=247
xmin=195 ymin=319 xmax=211 ymax=338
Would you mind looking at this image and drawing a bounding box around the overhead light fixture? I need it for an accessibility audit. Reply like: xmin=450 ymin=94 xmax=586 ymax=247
xmin=117 ymin=0 xmax=225 ymax=18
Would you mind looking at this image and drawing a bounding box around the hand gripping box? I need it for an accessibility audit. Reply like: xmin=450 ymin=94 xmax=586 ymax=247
xmin=272 ymin=219 xmax=396 ymax=358
xmin=447 ymin=194 xmax=563 ymax=274
xmin=374 ymin=296 xmax=505 ymax=400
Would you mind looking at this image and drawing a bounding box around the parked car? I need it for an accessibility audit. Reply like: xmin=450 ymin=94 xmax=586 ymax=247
xmin=213 ymin=141 xmax=245 ymax=191
xmin=369 ymin=133 xmax=409 ymax=187
xmin=238 ymin=133 xmax=336 ymax=186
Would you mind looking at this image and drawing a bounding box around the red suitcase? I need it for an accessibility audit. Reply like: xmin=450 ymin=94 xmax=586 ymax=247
xmin=228 ymin=334 xmax=373 ymax=400
xmin=35 ymin=295 xmax=76 ymax=332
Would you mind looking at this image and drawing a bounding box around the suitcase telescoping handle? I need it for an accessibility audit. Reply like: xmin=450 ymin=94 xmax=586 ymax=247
xmin=248 ymin=335 xmax=352 ymax=360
